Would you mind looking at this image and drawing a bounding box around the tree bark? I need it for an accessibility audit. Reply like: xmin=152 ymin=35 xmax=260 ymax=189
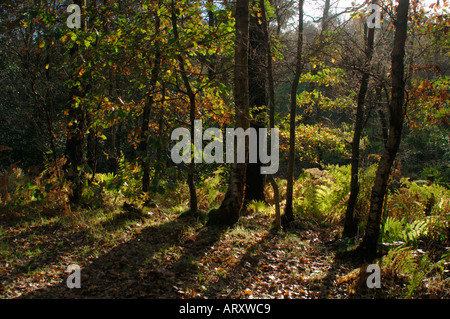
xmin=283 ymin=0 xmax=304 ymax=224
xmin=207 ymin=0 xmax=217 ymax=80
xmin=260 ymin=0 xmax=281 ymax=229
xmin=139 ymin=11 xmax=161 ymax=193
xmin=107 ymin=66 xmax=118 ymax=173
xmin=321 ymin=0 xmax=331 ymax=32
xmin=343 ymin=5 xmax=376 ymax=238
xmin=244 ymin=0 xmax=268 ymax=204
xmin=207 ymin=0 xmax=250 ymax=226
xmin=357 ymin=0 xmax=410 ymax=260
xmin=65 ymin=94 xmax=85 ymax=204
xmin=171 ymin=1 xmax=198 ymax=213
xmin=64 ymin=0 xmax=86 ymax=205
xmin=87 ymin=113 xmax=98 ymax=181
xmin=378 ymin=84 xmax=390 ymax=147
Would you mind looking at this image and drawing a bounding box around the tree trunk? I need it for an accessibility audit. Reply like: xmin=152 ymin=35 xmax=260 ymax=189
xmin=244 ymin=0 xmax=268 ymax=204
xmin=378 ymin=84 xmax=390 ymax=147
xmin=155 ymin=94 xmax=165 ymax=180
xmin=42 ymin=46 xmax=60 ymax=178
xmin=321 ymin=0 xmax=331 ymax=32
xmin=65 ymin=95 xmax=85 ymax=204
xmin=207 ymin=0 xmax=217 ymax=80
xmin=64 ymin=0 xmax=86 ymax=205
xmin=309 ymin=0 xmax=332 ymax=165
xmin=260 ymin=0 xmax=281 ymax=229
xmin=139 ymin=97 xmax=152 ymax=193
xmin=139 ymin=12 xmax=161 ymax=193
xmin=357 ymin=0 xmax=410 ymax=260
xmin=108 ymin=67 xmax=118 ymax=173
xmin=86 ymin=113 xmax=98 ymax=181
xmin=343 ymin=7 xmax=376 ymax=238
xmin=171 ymin=1 xmax=198 ymax=213
xmin=207 ymin=0 xmax=250 ymax=226
xmin=283 ymin=0 xmax=304 ymax=224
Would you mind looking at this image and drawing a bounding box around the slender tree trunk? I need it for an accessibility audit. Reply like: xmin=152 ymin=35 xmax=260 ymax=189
xmin=41 ymin=46 xmax=60 ymax=177
xmin=43 ymin=101 xmax=59 ymax=176
xmin=244 ymin=0 xmax=268 ymax=204
xmin=155 ymin=92 xmax=165 ymax=180
xmin=370 ymin=82 xmax=392 ymax=152
xmin=207 ymin=0 xmax=217 ymax=80
xmin=321 ymin=0 xmax=331 ymax=32
xmin=139 ymin=12 xmax=161 ymax=193
xmin=64 ymin=0 xmax=86 ymax=205
xmin=357 ymin=0 xmax=410 ymax=260
xmin=171 ymin=1 xmax=198 ymax=213
xmin=87 ymin=113 xmax=98 ymax=180
xmin=283 ymin=0 xmax=304 ymax=224
xmin=108 ymin=67 xmax=118 ymax=173
xmin=309 ymin=0 xmax=332 ymax=166
xmin=103 ymin=0 xmax=118 ymax=174
xmin=65 ymin=94 xmax=85 ymax=204
xmin=261 ymin=0 xmax=281 ymax=229
xmin=376 ymin=85 xmax=389 ymax=147
xmin=139 ymin=99 xmax=152 ymax=193
xmin=207 ymin=0 xmax=250 ymax=226
xmin=343 ymin=7 xmax=376 ymax=238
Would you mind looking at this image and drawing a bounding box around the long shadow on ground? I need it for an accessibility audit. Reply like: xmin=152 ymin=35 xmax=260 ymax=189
xmin=18 ymin=214 xmax=226 ymax=299
xmin=1 ymin=222 xmax=91 ymax=291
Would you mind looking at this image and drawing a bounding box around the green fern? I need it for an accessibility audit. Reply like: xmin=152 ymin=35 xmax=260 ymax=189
xmin=200 ymin=167 xmax=225 ymax=208
xmin=291 ymin=163 xmax=378 ymax=224
xmin=247 ymin=200 xmax=270 ymax=213
xmin=382 ymin=217 xmax=404 ymax=243
xmin=403 ymin=219 xmax=428 ymax=245
xmin=381 ymin=217 xmax=429 ymax=245
xmin=314 ymin=184 xmax=332 ymax=214
xmin=382 ymin=245 xmax=447 ymax=297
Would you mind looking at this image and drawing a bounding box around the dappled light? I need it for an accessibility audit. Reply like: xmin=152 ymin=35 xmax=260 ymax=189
xmin=1 ymin=0 xmax=449 ymax=302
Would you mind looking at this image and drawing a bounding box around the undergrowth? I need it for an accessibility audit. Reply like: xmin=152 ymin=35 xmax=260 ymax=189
xmin=2 ymin=160 xmax=450 ymax=299
xmin=290 ymin=163 xmax=377 ymax=226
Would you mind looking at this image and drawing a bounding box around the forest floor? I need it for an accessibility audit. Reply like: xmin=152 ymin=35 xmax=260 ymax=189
xmin=0 ymin=199 xmax=434 ymax=299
